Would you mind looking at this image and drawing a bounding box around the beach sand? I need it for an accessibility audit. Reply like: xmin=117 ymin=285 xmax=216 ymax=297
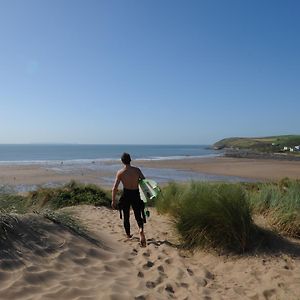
xmin=1 ymin=157 xmax=300 ymax=299
xmin=1 ymin=157 xmax=300 ymax=191
xmin=138 ymin=156 xmax=300 ymax=182
xmin=1 ymin=205 xmax=300 ymax=300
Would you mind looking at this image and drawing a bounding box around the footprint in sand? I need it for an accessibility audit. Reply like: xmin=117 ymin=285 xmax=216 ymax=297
xmin=197 ymin=278 xmax=208 ymax=287
xmin=186 ymin=268 xmax=194 ymax=276
xmin=137 ymin=271 xmax=144 ymax=278
xmin=143 ymin=261 xmax=154 ymax=269
xmin=157 ymin=265 xmax=164 ymax=273
xmin=146 ymin=281 xmax=156 ymax=288
xmin=130 ymin=249 xmax=138 ymax=256
xmin=165 ymin=283 xmax=175 ymax=294
xmin=164 ymin=258 xmax=173 ymax=265
xmin=180 ymin=282 xmax=189 ymax=288
xmin=263 ymin=288 xmax=277 ymax=299
xmin=142 ymin=250 xmax=150 ymax=257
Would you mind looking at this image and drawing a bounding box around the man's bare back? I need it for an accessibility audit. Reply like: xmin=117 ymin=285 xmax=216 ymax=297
xmin=113 ymin=165 xmax=145 ymax=190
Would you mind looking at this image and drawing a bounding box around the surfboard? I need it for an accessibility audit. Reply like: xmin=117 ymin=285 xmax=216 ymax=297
xmin=139 ymin=179 xmax=160 ymax=203
xmin=139 ymin=179 xmax=160 ymax=218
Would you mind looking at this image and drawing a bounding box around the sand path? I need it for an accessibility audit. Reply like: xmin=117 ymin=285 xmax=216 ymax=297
xmin=1 ymin=206 xmax=300 ymax=299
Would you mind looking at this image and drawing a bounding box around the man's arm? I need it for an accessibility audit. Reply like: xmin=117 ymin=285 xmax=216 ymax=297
xmin=111 ymin=173 xmax=121 ymax=209
xmin=138 ymin=168 xmax=145 ymax=180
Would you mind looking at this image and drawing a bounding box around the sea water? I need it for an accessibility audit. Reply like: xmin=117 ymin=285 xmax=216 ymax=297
xmin=0 ymin=144 xmax=254 ymax=192
xmin=0 ymin=144 xmax=217 ymax=163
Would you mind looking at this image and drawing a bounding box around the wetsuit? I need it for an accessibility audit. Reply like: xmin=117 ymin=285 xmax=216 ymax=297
xmin=119 ymin=188 xmax=145 ymax=236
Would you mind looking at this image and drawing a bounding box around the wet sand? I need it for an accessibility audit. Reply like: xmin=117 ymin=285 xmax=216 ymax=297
xmin=138 ymin=156 xmax=300 ymax=182
xmin=1 ymin=156 xmax=300 ymax=192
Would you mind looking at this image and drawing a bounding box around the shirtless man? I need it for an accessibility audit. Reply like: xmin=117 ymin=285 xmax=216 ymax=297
xmin=112 ymin=153 xmax=146 ymax=246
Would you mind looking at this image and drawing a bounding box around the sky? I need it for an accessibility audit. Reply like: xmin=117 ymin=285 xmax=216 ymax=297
xmin=0 ymin=0 xmax=299 ymax=145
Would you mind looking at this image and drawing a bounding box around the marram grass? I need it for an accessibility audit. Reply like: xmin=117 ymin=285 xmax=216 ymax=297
xmin=249 ymin=179 xmax=300 ymax=238
xmin=27 ymin=180 xmax=111 ymax=210
xmin=157 ymin=182 xmax=256 ymax=253
xmin=0 ymin=211 xmax=18 ymax=241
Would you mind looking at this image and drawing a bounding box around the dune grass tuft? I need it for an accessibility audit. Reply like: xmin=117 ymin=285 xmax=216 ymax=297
xmin=249 ymin=178 xmax=300 ymax=238
xmin=27 ymin=180 xmax=111 ymax=210
xmin=157 ymin=182 xmax=256 ymax=253
xmin=0 ymin=194 xmax=29 ymax=214
xmin=0 ymin=211 xmax=19 ymax=241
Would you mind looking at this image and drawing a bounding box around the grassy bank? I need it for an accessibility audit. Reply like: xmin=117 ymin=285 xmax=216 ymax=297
xmin=27 ymin=180 xmax=111 ymax=210
xmin=213 ymin=135 xmax=300 ymax=152
xmin=156 ymin=180 xmax=300 ymax=253
xmin=0 ymin=180 xmax=111 ymax=214
xmin=156 ymin=182 xmax=257 ymax=253
xmin=249 ymin=178 xmax=300 ymax=238
xmin=0 ymin=181 xmax=112 ymax=243
xmin=1 ymin=179 xmax=299 ymax=253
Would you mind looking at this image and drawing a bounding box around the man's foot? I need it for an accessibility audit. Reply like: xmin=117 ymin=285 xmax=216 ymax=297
xmin=139 ymin=230 xmax=147 ymax=247
xmin=127 ymin=234 xmax=133 ymax=239
xmin=139 ymin=239 xmax=147 ymax=247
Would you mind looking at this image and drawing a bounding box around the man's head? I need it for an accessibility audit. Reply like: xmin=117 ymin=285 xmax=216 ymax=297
xmin=121 ymin=152 xmax=131 ymax=165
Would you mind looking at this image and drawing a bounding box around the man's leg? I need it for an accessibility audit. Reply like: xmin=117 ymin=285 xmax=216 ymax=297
xmin=122 ymin=202 xmax=131 ymax=237
xmin=132 ymin=200 xmax=146 ymax=246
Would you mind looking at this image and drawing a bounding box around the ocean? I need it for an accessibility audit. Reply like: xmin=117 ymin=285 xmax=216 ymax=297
xmin=0 ymin=145 xmax=254 ymax=193
xmin=0 ymin=144 xmax=218 ymax=164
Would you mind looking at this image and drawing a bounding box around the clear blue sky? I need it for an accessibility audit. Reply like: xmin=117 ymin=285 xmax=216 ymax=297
xmin=1 ymin=0 xmax=299 ymax=144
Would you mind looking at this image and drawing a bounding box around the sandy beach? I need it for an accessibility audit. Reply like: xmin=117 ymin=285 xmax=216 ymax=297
xmin=1 ymin=205 xmax=300 ymax=299
xmin=1 ymin=157 xmax=300 ymax=191
xmin=1 ymin=157 xmax=300 ymax=299
xmin=138 ymin=156 xmax=300 ymax=182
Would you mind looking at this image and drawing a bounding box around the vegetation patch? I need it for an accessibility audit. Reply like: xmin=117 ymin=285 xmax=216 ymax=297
xmin=156 ymin=182 xmax=257 ymax=253
xmin=249 ymin=178 xmax=300 ymax=238
xmin=0 ymin=212 xmax=19 ymax=241
xmin=27 ymin=180 xmax=111 ymax=210
xmin=0 ymin=194 xmax=29 ymax=214
xmin=213 ymin=135 xmax=300 ymax=153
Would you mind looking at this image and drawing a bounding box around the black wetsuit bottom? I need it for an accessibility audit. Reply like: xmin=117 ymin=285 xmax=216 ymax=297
xmin=120 ymin=188 xmax=144 ymax=236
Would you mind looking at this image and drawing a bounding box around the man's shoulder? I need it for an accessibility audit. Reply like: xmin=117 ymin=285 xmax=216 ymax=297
xmin=117 ymin=168 xmax=126 ymax=176
xmin=131 ymin=165 xmax=141 ymax=172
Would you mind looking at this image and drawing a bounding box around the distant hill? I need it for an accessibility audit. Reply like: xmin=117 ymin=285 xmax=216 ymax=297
xmin=213 ymin=135 xmax=300 ymax=152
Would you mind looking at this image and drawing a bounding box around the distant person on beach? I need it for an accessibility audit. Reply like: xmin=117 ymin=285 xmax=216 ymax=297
xmin=112 ymin=153 xmax=147 ymax=247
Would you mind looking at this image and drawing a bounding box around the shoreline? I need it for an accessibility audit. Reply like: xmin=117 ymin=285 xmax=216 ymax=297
xmin=224 ymin=149 xmax=300 ymax=161
xmin=138 ymin=156 xmax=300 ymax=181
xmin=1 ymin=156 xmax=300 ymax=192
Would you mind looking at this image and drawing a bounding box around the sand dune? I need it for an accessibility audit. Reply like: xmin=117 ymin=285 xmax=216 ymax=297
xmin=1 ymin=205 xmax=300 ymax=299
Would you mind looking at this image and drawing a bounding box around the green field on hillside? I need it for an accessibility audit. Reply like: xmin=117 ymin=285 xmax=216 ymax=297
xmin=213 ymin=135 xmax=300 ymax=152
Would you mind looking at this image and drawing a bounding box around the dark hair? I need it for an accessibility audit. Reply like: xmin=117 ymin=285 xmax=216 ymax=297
xmin=121 ymin=152 xmax=131 ymax=165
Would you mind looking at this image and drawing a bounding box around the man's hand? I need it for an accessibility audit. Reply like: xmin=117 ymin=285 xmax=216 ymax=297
xmin=111 ymin=200 xmax=116 ymax=209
